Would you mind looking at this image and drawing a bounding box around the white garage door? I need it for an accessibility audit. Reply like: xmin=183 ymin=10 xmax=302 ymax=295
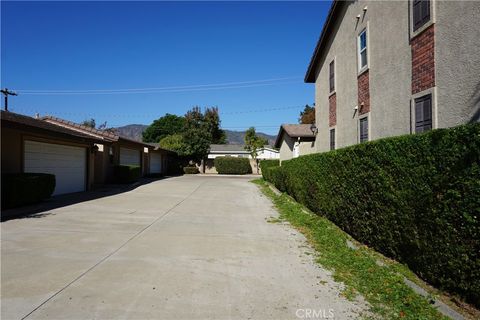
xmin=120 ymin=147 xmax=140 ymax=166
xmin=24 ymin=140 xmax=86 ymax=196
xmin=150 ymin=153 xmax=162 ymax=174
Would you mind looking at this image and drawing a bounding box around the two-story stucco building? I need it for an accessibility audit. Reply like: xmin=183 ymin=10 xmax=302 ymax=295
xmin=305 ymin=0 xmax=480 ymax=152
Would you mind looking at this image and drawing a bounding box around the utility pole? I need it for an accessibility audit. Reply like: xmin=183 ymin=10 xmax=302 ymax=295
xmin=1 ymin=88 xmax=18 ymax=111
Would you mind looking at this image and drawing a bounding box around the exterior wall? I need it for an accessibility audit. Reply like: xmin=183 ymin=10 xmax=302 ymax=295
xmin=314 ymin=0 xmax=413 ymax=152
xmin=435 ymin=0 xmax=480 ymax=126
xmin=1 ymin=126 xmax=96 ymax=190
xmin=208 ymin=149 xmax=279 ymax=160
xmin=278 ymin=134 xmax=315 ymax=163
xmin=357 ymin=70 xmax=370 ymax=114
xmin=257 ymin=148 xmax=280 ymax=159
xmin=1 ymin=128 xmax=23 ymax=174
xmin=208 ymin=152 xmax=251 ymax=159
xmin=411 ymin=25 xmax=435 ymax=95
xmin=329 ymin=94 xmax=337 ymax=127
xmin=279 ymin=133 xmax=295 ymax=162
xmin=313 ymin=0 xmax=480 ymax=153
xmin=299 ymin=140 xmax=316 ymax=156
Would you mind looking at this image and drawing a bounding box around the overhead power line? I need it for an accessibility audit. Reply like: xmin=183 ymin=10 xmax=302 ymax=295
xmin=10 ymin=104 xmax=304 ymax=118
xmin=15 ymin=76 xmax=302 ymax=95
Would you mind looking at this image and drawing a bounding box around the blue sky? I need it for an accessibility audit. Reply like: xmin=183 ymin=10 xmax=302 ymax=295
xmin=1 ymin=1 xmax=330 ymax=135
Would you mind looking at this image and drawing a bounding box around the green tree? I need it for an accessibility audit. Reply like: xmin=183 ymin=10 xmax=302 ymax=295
xmin=204 ymin=107 xmax=227 ymax=144
xmin=159 ymin=134 xmax=187 ymax=155
xmin=142 ymin=114 xmax=186 ymax=143
xmin=299 ymin=104 xmax=315 ymax=124
xmin=244 ymin=127 xmax=268 ymax=174
xmin=181 ymin=106 xmax=226 ymax=165
xmin=182 ymin=106 xmax=212 ymax=162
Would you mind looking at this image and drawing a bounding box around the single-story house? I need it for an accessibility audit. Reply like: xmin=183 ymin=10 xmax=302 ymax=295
xmin=42 ymin=116 xmax=175 ymax=182
xmin=204 ymin=144 xmax=279 ymax=173
xmin=1 ymin=111 xmax=104 ymax=195
xmin=256 ymin=146 xmax=280 ymax=160
xmin=274 ymin=124 xmax=316 ymax=163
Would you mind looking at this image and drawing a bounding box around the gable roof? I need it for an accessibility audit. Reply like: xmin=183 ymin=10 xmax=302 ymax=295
xmin=305 ymin=0 xmax=342 ymax=83
xmin=274 ymin=124 xmax=315 ymax=148
xmin=42 ymin=115 xmax=118 ymax=142
xmin=42 ymin=115 xmax=153 ymax=148
xmin=209 ymin=144 xmax=249 ymax=153
xmin=1 ymin=111 xmax=103 ymax=142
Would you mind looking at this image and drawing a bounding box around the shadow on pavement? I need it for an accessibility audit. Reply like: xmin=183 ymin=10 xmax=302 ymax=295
xmin=1 ymin=176 xmax=179 ymax=222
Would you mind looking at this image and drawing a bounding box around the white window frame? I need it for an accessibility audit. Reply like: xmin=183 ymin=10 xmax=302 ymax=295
xmin=357 ymin=28 xmax=369 ymax=73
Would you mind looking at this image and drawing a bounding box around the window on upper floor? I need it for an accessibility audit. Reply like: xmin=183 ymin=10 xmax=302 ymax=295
xmin=330 ymin=128 xmax=335 ymax=150
xmin=413 ymin=0 xmax=430 ymax=31
xmin=415 ymin=94 xmax=432 ymax=133
xmin=358 ymin=29 xmax=368 ymax=72
xmin=360 ymin=117 xmax=369 ymax=143
xmin=329 ymin=60 xmax=335 ymax=93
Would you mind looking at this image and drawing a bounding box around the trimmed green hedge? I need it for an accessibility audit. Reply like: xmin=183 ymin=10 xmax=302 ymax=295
xmin=1 ymin=173 xmax=56 ymax=209
xmin=262 ymin=124 xmax=480 ymax=306
xmin=259 ymin=160 xmax=279 ymax=181
xmin=114 ymin=165 xmax=141 ymax=183
xmin=183 ymin=166 xmax=199 ymax=174
xmin=214 ymin=157 xmax=252 ymax=174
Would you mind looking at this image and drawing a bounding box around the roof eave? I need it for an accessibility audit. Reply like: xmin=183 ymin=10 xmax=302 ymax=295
xmin=304 ymin=0 xmax=340 ymax=83
xmin=274 ymin=126 xmax=285 ymax=148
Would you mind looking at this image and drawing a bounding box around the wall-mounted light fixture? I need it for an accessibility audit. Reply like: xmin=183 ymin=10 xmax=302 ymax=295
xmin=310 ymin=123 xmax=318 ymax=135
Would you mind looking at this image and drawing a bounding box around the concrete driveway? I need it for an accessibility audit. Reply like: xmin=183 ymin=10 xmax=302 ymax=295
xmin=1 ymin=175 xmax=366 ymax=319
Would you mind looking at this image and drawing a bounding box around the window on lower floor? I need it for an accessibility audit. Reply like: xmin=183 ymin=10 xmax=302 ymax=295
xmin=360 ymin=117 xmax=368 ymax=143
xmin=415 ymin=94 xmax=432 ymax=133
xmin=330 ymin=128 xmax=335 ymax=150
xmin=413 ymin=0 xmax=430 ymax=31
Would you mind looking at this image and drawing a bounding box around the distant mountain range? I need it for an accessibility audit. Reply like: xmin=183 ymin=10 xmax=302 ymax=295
xmin=114 ymin=124 xmax=277 ymax=146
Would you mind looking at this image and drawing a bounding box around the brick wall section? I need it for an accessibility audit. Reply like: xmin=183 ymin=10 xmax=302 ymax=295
xmin=411 ymin=25 xmax=435 ymax=94
xmin=357 ymin=70 xmax=370 ymax=115
xmin=329 ymin=93 xmax=336 ymax=127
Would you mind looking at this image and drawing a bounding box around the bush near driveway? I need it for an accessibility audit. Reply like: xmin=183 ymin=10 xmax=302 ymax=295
xmin=1 ymin=173 xmax=55 ymax=209
xmin=262 ymin=123 xmax=480 ymax=307
xmin=114 ymin=165 xmax=141 ymax=183
xmin=214 ymin=157 xmax=252 ymax=174
xmin=183 ymin=166 xmax=199 ymax=174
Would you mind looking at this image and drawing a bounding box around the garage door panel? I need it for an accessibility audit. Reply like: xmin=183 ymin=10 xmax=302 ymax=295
xmin=24 ymin=152 xmax=84 ymax=161
xmin=24 ymin=159 xmax=85 ymax=169
xmin=150 ymin=153 xmax=162 ymax=173
xmin=120 ymin=148 xmax=140 ymax=166
xmin=24 ymin=140 xmax=86 ymax=196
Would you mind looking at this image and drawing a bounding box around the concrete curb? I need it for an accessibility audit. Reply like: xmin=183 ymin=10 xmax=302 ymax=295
xmin=403 ymin=278 xmax=465 ymax=320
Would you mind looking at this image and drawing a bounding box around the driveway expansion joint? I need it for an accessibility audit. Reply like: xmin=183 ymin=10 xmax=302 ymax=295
xmin=19 ymin=181 xmax=206 ymax=320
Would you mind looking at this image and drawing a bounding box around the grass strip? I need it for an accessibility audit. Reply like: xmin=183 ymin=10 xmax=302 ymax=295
xmin=253 ymin=178 xmax=447 ymax=320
